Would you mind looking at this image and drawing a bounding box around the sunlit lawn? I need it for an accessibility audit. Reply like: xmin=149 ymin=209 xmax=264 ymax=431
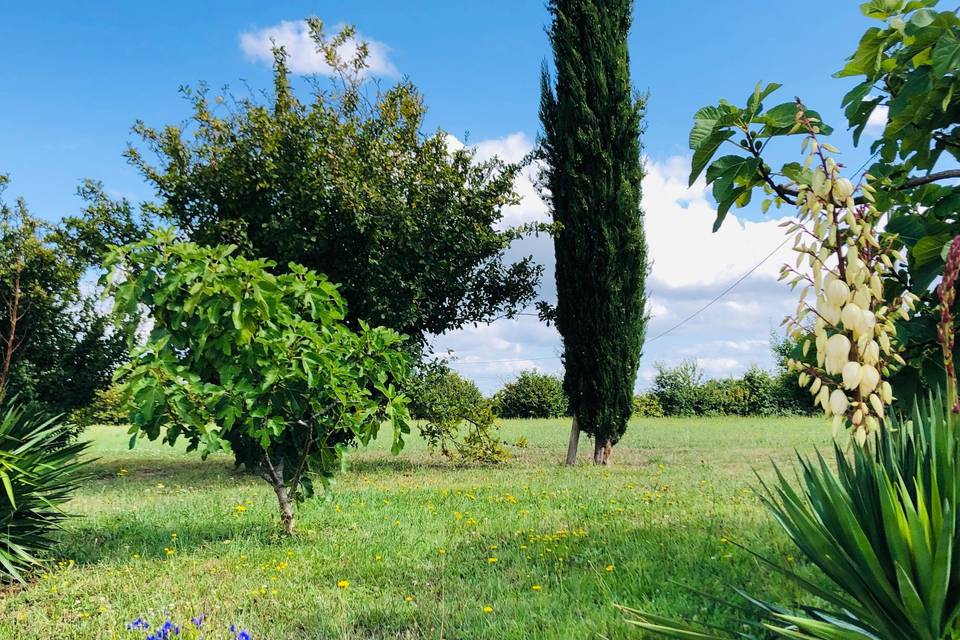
xmin=1 ymin=416 xmax=832 ymax=639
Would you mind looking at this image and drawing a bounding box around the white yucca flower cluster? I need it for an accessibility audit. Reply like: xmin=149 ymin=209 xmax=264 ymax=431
xmin=778 ymin=107 xmax=918 ymax=445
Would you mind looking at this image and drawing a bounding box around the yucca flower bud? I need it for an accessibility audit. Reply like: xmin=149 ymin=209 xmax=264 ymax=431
xmin=842 ymin=361 xmax=862 ymax=390
xmin=869 ymin=393 xmax=884 ymax=419
xmin=840 ymin=303 xmax=861 ymax=331
xmin=825 ymin=334 xmax=850 ymax=374
xmin=854 ymin=427 xmax=867 ymax=446
xmin=825 ymin=279 xmax=850 ymax=307
xmin=832 ymin=177 xmax=854 ymax=201
xmin=828 ymin=389 xmax=848 ymax=415
xmin=817 ymin=385 xmax=830 ymax=412
xmin=880 ymin=381 xmax=894 ymax=404
xmin=857 ymin=364 xmax=879 ymax=396
xmin=809 ymin=377 xmax=822 ymax=395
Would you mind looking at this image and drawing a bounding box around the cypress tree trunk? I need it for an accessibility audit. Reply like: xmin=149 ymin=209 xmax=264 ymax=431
xmin=565 ymin=415 xmax=580 ymax=465
xmin=540 ymin=0 xmax=648 ymax=466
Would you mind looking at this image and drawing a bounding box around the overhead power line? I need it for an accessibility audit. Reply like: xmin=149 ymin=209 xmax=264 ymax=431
xmin=644 ymin=236 xmax=791 ymax=344
xmin=445 ymin=235 xmax=792 ymax=366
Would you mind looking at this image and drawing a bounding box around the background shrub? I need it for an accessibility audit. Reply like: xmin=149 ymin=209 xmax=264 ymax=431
xmin=408 ymin=362 xmax=507 ymax=463
xmin=69 ymin=383 xmax=128 ymax=428
xmin=651 ymin=360 xmax=703 ymax=416
xmin=651 ymin=356 xmax=817 ymax=417
xmin=493 ymin=370 xmax=568 ymax=419
xmin=631 ymin=393 xmax=664 ymax=417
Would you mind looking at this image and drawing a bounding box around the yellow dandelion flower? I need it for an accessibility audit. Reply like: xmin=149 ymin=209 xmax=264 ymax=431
xmin=404 ymin=595 xmax=414 ymax=602
xmin=375 ymin=554 xmax=383 ymax=561
xmin=482 ymin=605 xmax=493 ymax=614
xmin=531 ymin=584 xmax=542 ymax=591
xmin=234 ymin=504 xmax=247 ymax=514
xmin=487 ymin=557 xmax=497 ymax=564
xmin=605 ymin=564 xmax=614 ymax=572
xmin=337 ymin=579 xmax=350 ymax=589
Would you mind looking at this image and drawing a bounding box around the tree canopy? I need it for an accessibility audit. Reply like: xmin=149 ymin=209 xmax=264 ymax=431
xmin=0 ymin=176 xmax=142 ymax=419
xmin=104 ymin=230 xmax=412 ymax=533
xmin=127 ymin=20 xmax=542 ymax=346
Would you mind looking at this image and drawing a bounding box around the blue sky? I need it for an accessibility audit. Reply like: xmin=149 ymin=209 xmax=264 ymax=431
xmin=0 ymin=2 xmax=885 ymax=392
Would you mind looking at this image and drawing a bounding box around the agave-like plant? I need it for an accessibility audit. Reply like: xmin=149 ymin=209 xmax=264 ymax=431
xmin=0 ymin=401 xmax=92 ymax=582
xmin=622 ymin=392 xmax=960 ymax=639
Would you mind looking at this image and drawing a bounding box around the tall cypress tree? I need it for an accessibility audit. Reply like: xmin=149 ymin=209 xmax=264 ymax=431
xmin=539 ymin=0 xmax=648 ymax=465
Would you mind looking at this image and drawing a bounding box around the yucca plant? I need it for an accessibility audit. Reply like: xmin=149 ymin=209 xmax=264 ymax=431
xmin=623 ymin=392 xmax=960 ymax=639
xmin=0 ymin=401 xmax=92 ymax=582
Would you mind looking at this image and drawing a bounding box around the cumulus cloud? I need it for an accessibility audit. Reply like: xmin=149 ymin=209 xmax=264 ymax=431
xmin=239 ymin=20 xmax=398 ymax=77
xmin=864 ymin=104 xmax=888 ymax=136
xmin=430 ymin=134 xmax=799 ymax=394
xmin=446 ymin=132 xmax=549 ymax=229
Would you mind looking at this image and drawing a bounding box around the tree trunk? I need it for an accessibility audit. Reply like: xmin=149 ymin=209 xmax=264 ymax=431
xmin=564 ymin=415 xmax=580 ymax=466
xmin=272 ymin=482 xmax=296 ymax=535
xmin=0 ymin=267 xmax=23 ymax=400
xmin=593 ymin=437 xmax=613 ymax=466
xmin=260 ymin=454 xmax=295 ymax=535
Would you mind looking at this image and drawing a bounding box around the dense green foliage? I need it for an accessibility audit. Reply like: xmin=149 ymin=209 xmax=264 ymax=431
xmin=539 ymin=0 xmax=648 ymax=463
xmin=0 ymin=177 xmax=139 ymax=422
xmin=408 ymin=362 xmax=507 ymax=463
xmin=128 ymin=21 xmax=541 ymax=346
xmin=631 ymin=393 xmax=664 ymax=417
xmin=0 ymin=402 xmax=92 ymax=582
xmin=69 ymin=383 xmax=128 ymax=428
xmin=493 ymin=370 xmax=568 ymax=419
xmin=0 ymin=416 xmax=827 ymax=638
xmin=687 ymin=0 xmax=960 ymax=405
xmin=103 ymin=230 xmax=412 ymax=533
xmin=626 ymin=394 xmax=960 ymax=639
xmin=651 ymin=360 xmax=816 ymax=417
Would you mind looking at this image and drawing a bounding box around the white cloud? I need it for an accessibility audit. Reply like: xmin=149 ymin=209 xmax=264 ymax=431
xmin=239 ymin=20 xmax=398 ymax=77
xmin=447 ymin=132 xmax=549 ymax=229
xmin=431 ymin=136 xmax=800 ymax=394
xmin=865 ymin=104 xmax=888 ymax=136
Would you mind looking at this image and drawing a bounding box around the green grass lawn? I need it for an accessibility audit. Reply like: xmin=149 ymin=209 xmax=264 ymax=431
xmin=2 ymin=416 xmax=832 ymax=639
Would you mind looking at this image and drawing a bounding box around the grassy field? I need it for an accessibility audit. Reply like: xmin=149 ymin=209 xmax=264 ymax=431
xmin=1 ymin=416 xmax=833 ymax=639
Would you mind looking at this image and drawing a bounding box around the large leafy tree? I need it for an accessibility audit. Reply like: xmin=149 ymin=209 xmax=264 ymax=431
xmin=0 ymin=176 xmax=141 ymax=418
xmin=688 ymin=0 xmax=960 ymax=405
xmin=104 ymin=230 xmax=412 ymax=534
xmin=127 ymin=21 xmax=542 ymax=345
xmin=539 ymin=0 xmax=649 ymax=465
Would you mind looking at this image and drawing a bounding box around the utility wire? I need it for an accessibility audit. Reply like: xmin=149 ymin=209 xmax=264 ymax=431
xmin=644 ymin=236 xmax=792 ymax=344
xmin=447 ymin=235 xmax=792 ymax=365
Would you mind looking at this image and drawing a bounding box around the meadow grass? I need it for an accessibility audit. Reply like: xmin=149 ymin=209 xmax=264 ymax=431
xmin=1 ymin=416 xmax=832 ymax=639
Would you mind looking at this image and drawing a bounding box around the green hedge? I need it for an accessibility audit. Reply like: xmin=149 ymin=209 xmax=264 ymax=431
xmin=492 ymin=370 xmax=568 ymax=419
xmin=649 ymin=360 xmax=817 ymax=417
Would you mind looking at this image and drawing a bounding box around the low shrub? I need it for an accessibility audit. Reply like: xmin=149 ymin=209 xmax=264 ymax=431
xmin=408 ymin=361 xmax=507 ymax=463
xmin=69 ymin=383 xmax=128 ymax=428
xmin=651 ymin=359 xmax=816 ymax=417
xmin=631 ymin=393 xmax=663 ymax=417
xmin=651 ymin=360 xmax=703 ymax=416
xmin=492 ymin=370 xmax=568 ymax=419
xmin=0 ymin=401 xmax=92 ymax=582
